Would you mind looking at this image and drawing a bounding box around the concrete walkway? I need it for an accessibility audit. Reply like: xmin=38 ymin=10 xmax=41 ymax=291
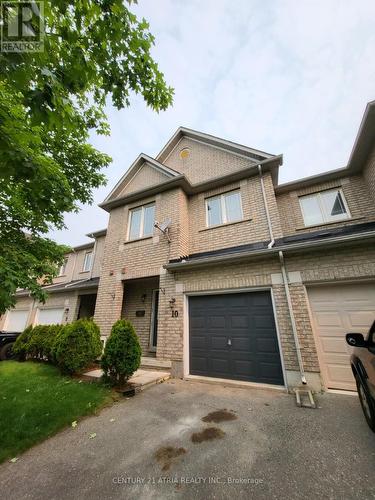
xmin=82 ymin=368 xmax=170 ymax=392
xmin=0 ymin=379 xmax=374 ymax=500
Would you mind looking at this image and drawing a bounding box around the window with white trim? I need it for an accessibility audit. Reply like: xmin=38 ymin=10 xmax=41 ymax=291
xmin=128 ymin=203 xmax=155 ymax=240
xmin=206 ymin=190 xmax=243 ymax=227
xmin=299 ymin=188 xmax=350 ymax=226
xmin=59 ymin=257 xmax=68 ymax=276
xmin=83 ymin=251 xmax=93 ymax=272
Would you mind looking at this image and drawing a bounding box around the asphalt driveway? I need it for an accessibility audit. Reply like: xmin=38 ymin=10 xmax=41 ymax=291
xmin=1 ymin=379 xmax=374 ymax=500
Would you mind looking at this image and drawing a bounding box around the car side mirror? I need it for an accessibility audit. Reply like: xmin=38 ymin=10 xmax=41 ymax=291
xmin=346 ymin=333 xmax=367 ymax=348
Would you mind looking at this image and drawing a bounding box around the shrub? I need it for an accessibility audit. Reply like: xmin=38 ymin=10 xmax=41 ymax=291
xmin=13 ymin=324 xmax=63 ymax=362
xmin=27 ymin=325 xmax=51 ymax=360
xmin=13 ymin=325 xmax=34 ymax=360
xmin=101 ymin=319 xmax=142 ymax=386
xmin=53 ymin=319 xmax=102 ymax=374
xmin=28 ymin=324 xmax=64 ymax=362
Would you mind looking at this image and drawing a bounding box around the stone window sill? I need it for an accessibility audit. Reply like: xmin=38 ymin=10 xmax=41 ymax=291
xmin=296 ymin=216 xmax=365 ymax=231
xmin=199 ymin=218 xmax=252 ymax=232
xmin=123 ymin=236 xmax=153 ymax=245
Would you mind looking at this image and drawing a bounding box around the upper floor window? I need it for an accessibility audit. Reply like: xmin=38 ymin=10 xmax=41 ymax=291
xmin=299 ymin=188 xmax=350 ymax=227
xmin=83 ymin=251 xmax=93 ymax=272
xmin=206 ymin=190 xmax=243 ymax=227
xmin=58 ymin=257 xmax=68 ymax=276
xmin=128 ymin=203 xmax=155 ymax=240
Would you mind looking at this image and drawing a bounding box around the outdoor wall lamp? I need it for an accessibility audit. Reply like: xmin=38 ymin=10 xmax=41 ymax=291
xmin=141 ymin=294 xmax=147 ymax=303
xmin=169 ymin=297 xmax=176 ymax=309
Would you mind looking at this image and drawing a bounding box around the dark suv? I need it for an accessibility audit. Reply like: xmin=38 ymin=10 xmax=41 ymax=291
xmin=346 ymin=321 xmax=375 ymax=432
xmin=0 ymin=331 xmax=21 ymax=361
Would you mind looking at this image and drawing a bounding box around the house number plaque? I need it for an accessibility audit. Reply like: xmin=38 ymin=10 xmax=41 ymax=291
xmin=171 ymin=310 xmax=179 ymax=318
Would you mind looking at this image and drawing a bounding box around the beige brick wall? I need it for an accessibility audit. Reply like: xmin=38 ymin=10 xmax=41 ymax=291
xmin=94 ymin=188 xmax=186 ymax=336
xmin=52 ymin=235 xmax=104 ymax=285
xmin=187 ymin=172 xmax=282 ymax=255
xmin=276 ymin=175 xmax=375 ymax=236
xmin=156 ymin=257 xmax=300 ymax=371
xmin=363 ymin=144 xmax=375 ymax=203
xmin=164 ymin=137 xmax=256 ymax=184
xmin=119 ymin=163 xmax=171 ymax=197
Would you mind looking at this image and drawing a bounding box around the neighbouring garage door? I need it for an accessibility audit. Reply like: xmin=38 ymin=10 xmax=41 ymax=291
xmin=5 ymin=310 xmax=29 ymax=332
xmin=308 ymin=283 xmax=375 ymax=391
xmin=189 ymin=291 xmax=284 ymax=385
xmin=37 ymin=308 xmax=64 ymax=325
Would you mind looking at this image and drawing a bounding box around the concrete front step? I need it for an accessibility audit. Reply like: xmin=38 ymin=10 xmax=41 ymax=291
xmin=81 ymin=368 xmax=170 ymax=395
xmin=140 ymin=357 xmax=172 ymax=372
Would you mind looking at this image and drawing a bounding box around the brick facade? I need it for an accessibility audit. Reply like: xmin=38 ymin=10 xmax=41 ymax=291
xmin=6 ymin=121 xmax=375 ymax=391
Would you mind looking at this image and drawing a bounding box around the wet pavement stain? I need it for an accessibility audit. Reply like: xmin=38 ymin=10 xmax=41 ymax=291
xmin=154 ymin=446 xmax=186 ymax=471
xmin=191 ymin=427 xmax=225 ymax=443
xmin=202 ymin=409 xmax=237 ymax=423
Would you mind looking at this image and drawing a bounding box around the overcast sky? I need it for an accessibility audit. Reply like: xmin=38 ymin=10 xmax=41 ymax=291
xmin=48 ymin=0 xmax=375 ymax=246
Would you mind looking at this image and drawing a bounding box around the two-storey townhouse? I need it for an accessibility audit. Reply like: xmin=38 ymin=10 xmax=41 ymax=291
xmin=2 ymin=101 xmax=375 ymax=392
xmin=0 ymin=230 xmax=106 ymax=335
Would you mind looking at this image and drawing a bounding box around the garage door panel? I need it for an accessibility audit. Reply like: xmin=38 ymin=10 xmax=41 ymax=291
xmin=210 ymin=357 xmax=231 ymax=373
xmin=308 ymin=283 xmax=375 ymax=391
xmin=189 ymin=292 xmax=284 ymax=385
xmin=6 ymin=310 xmax=29 ymax=332
xmin=347 ymin=311 xmax=375 ymax=328
xmin=230 ymin=315 xmax=248 ymax=328
xmin=37 ymin=308 xmax=64 ymax=325
xmin=259 ymin=361 xmax=284 ymax=379
xmin=190 ymin=316 xmax=206 ymax=329
xmin=314 ymin=312 xmax=345 ymax=327
xmin=257 ymin=338 xmax=279 ymax=353
xmin=320 ymin=338 xmax=351 ymax=354
xmin=210 ymin=336 xmax=228 ymax=349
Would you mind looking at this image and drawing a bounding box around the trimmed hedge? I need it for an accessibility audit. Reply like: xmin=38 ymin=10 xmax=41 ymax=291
xmin=52 ymin=319 xmax=102 ymax=375
xmin=101 ymin=319 xmax=141 ymax=386
xmin=13 ymin=326 xmax=34 ymax=360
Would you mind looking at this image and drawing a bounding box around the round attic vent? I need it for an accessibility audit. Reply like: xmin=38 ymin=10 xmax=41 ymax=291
xmin=179 ymin=148 xmax=190 ymax=159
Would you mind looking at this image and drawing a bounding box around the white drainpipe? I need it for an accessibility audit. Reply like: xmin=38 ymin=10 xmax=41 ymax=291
xmin=279 ymin=251 xmax=307 ymax=385
xmin=258 ymin=165 xmax=275 ymax=248
xmin=258 ymin=164 xmax=307 ymax=385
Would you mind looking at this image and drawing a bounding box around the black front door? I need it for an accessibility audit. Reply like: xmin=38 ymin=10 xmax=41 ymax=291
xmin=150 ymin=290 xmax=159 ymax=350
xmin=189 ymin=291 xmax=284 ymax=385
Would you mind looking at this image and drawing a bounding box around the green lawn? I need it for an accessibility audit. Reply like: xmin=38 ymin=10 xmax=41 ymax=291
xmin=0 ymin=361 xmax=112 ymax=463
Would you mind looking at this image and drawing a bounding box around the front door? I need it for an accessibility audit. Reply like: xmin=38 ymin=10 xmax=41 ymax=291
xmin=149 ymin=290 xmax=159 ymax=351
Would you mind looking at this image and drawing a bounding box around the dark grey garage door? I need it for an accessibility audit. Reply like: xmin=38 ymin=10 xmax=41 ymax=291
xmin=189 ymin=291 xmax=284 ymax=385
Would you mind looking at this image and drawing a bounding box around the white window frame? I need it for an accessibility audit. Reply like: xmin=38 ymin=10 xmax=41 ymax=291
xmin=82 ymin=251 xmax=93 ymax=272
xmin=58 ymin=257 xmax=68 ymax=276
xmin=299 ymin=188 xmax=351 ymax=227
xmin=127 ymin=202 xmax=155 ymax=240
xmin=205 ymin=190 xmax=243 ymax=227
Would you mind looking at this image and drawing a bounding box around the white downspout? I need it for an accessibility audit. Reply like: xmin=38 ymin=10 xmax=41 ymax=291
xmin=258 ymin=164 xmax=306 ymax=385
xmin=279 ymin=251 xmax=307 ymax=385
xmin=258 ymin=165 xmax=275 ymax=248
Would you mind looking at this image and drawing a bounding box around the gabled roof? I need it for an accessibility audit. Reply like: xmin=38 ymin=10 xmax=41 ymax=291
xmin=103 ymin=153 xmax=180 ymax=204
xmin=156 ymin=126 xmax=276 ymax=163
xmin=347 ymin=100 xmax=375 ymax=173
xmin=276 ymin=100 xmax=375 ymax=194
xmin=99 ymin=155 xmax=282 ymax=212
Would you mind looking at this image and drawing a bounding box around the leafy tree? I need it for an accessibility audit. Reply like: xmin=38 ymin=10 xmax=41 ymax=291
xmin=0 ymin=0 xmax=173 ymax=313
xmin=101 ymin=319 xmax=141 ymax=386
